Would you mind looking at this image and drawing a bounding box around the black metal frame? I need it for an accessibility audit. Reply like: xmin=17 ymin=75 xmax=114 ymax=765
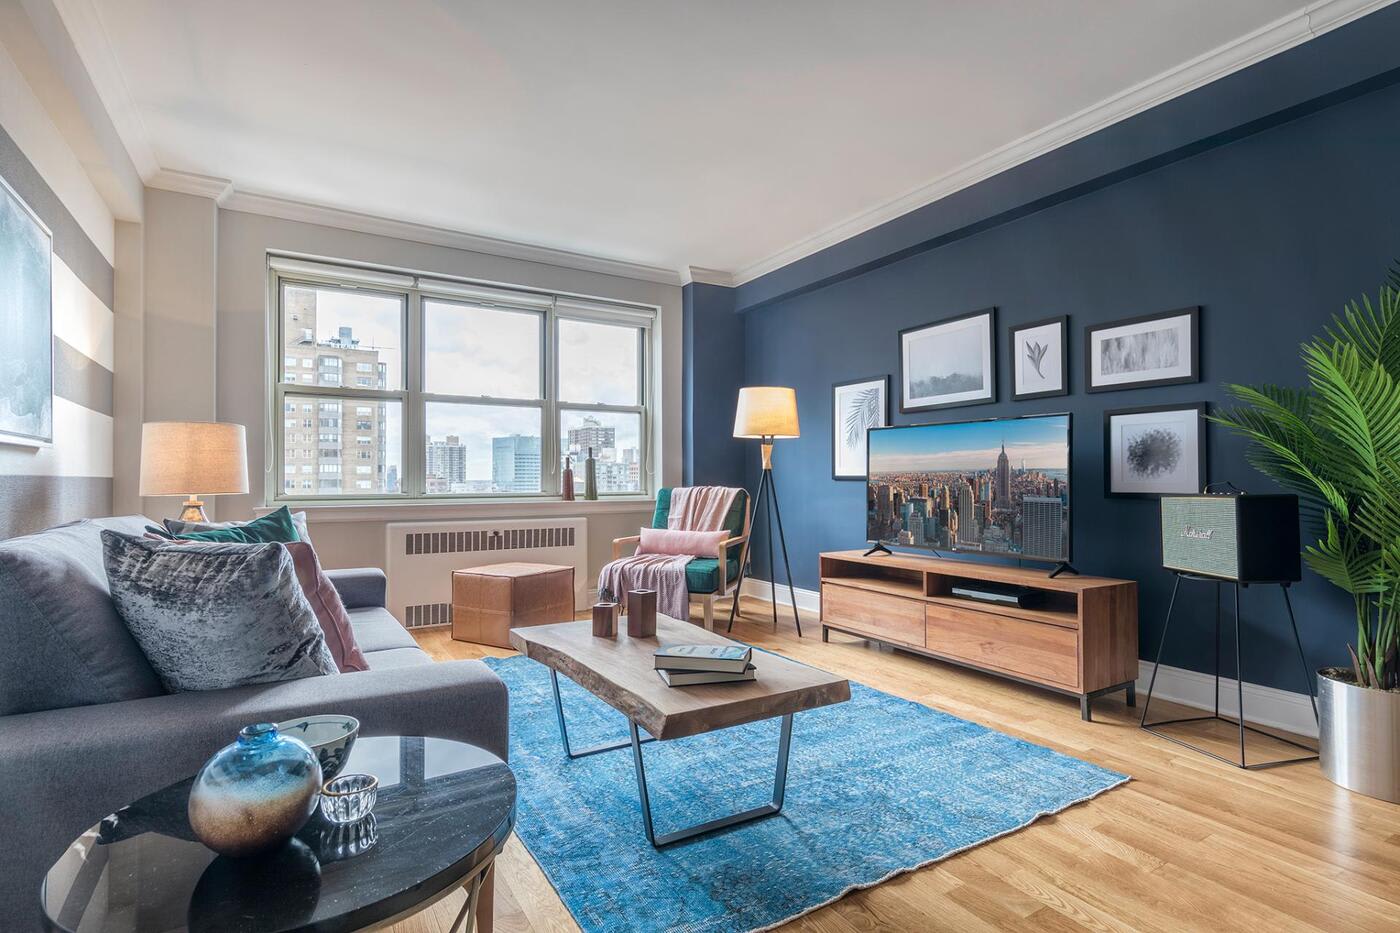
xmin=1009 ymin=314 xmax=1069 ymax=401
xmin=726 ymin=450 xmax=802 ymax=636
xmin=1084 ymin=306 xmax=1200 ymax=393
xmin=1140 ymin=572 xmax=1319 ymax=769
xmin=551 ymin=669 xmax=794 ymax=847
xmin=832 ymin=374 xmax=891 ymax=480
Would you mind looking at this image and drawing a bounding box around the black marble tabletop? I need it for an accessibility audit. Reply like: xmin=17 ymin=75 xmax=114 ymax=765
xmin=41 ymin=735 xmax=516 ymax=933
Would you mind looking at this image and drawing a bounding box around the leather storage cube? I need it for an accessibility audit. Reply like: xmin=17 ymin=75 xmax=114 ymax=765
xmin=451 ymin=562 xmax=575 ymax=648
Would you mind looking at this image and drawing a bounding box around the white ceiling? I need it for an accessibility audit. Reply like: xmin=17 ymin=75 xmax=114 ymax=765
xmin=71 ymin=0 xmax=1346 ymax=281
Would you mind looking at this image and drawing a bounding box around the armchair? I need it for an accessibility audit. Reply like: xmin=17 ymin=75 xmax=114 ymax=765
xmin=611 ymin=487 xmax=751 ymax=629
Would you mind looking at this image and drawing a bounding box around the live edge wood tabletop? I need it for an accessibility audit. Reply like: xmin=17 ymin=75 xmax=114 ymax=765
xmin=509 ymin=615 xmax=851 ymax=740
xmin=817 ymin=550 xmax=1138 ymax=720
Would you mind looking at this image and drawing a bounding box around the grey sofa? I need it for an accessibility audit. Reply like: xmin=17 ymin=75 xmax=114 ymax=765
xmin=0 ymin=516 xmax=509 ymax=931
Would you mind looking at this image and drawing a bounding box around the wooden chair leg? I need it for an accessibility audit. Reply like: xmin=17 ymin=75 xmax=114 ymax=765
xmin=703 ymin=595 xmax=715 ymax=630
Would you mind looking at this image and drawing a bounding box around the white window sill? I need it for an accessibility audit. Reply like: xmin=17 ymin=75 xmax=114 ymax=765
xmin=255 ymin=496 xmax=656 ymax=524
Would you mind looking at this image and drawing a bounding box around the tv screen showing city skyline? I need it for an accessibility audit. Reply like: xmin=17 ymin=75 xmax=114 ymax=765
xmin=866 ymin=414 xmax=1070 ymax=562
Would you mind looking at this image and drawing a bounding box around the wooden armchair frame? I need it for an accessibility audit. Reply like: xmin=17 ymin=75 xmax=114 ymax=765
xmin=610 ymin=493 xmax=752 ymax=630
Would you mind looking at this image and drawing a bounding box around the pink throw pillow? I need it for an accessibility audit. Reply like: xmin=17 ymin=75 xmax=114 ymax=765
xmin=637 ymin=526 xmax=728 ymax=558
xmin=284 ymin=541 xmax=370 ymax=673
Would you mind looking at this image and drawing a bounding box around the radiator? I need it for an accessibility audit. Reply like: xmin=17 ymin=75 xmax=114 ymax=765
xmin=384 ymin=518 xmax=588 ymax=628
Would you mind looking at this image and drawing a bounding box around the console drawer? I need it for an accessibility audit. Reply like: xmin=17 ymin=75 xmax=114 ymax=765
xmin=821 ymin=583 xmax=925 ymax=648
xmin=925 ymin=602 xmax=1078 ymax=688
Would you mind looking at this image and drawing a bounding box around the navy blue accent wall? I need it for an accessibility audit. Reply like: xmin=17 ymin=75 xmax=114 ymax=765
xmin=682 ymin=282 xmax=747 ymax=488
xmin=728 ymin=42 xmax=1400 ymax=693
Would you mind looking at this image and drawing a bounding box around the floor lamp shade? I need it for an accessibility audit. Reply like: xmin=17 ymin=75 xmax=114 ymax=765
xmin=140 ymin=422 xmax=249 ymax=520
xmin=733 ymin=387 xmax=800 ymax=439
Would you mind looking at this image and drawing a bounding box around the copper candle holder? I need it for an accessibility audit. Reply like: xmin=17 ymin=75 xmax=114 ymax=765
xmin=626 ymin=589 xmax=657 ymax=638
xmin=591 ymin=602 xmax=618 ymax=637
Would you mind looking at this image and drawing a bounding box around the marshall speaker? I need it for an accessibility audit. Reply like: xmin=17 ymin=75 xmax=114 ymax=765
xmin=1159 ymin=492 xmax=1301 ymax=583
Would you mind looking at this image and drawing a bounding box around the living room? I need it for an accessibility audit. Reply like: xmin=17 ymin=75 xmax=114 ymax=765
xmin=2 ymin=2 xmax=1398 ymax=931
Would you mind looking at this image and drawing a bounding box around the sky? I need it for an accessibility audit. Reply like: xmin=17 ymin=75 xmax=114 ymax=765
xmin=869 ymin=415 xmax=1069 ymax=473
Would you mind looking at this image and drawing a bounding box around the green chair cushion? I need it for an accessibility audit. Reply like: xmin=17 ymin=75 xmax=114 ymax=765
xmin=651 ymin=487 xmax=748 ymax=595
xmin=685 ymin=557 xmax=742 ymax=594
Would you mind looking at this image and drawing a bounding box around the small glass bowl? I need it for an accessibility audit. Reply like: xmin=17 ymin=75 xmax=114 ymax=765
xmin=319 ymin=773 xmax=378 ymax=824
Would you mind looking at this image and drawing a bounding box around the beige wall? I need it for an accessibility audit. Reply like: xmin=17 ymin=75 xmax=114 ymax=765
xmin=208 ymin=206 xmax=683 ymax=575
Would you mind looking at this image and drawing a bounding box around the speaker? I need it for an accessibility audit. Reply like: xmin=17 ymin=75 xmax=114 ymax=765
xmin=1159 ymin=494 xmax=1301 ymax=583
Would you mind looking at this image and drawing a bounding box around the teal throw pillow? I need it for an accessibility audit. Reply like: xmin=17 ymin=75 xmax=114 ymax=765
xmin=174 ymin=506 xmax=301 ymax=544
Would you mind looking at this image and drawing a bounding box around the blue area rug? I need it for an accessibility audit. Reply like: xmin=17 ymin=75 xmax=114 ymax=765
xmin=484 ymin=655 xmax=1127 ymax=933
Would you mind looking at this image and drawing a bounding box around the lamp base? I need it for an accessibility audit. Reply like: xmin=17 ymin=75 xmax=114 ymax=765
xmin=178 ymin=497 xmax=208 ymax=523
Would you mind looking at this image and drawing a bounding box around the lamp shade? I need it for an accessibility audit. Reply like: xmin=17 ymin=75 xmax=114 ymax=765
xmin=140 ymin=422 xmax=249 ymax=496
xmin=733 ymin=387 xmax=800 ymax=439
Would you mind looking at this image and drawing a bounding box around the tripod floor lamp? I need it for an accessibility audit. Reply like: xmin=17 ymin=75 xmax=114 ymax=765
xmin=727 ymin=386 xmax=803 ymax=637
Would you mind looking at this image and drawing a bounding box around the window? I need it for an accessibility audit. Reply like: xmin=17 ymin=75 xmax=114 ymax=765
xmin=270 ymin=259 xmax=653 ymax=501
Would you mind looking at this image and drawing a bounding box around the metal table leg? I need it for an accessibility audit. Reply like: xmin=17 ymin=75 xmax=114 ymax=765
xmin=629 ymin=713 xmax=794 ymax=847
xmin=551 ymin=669 xmax=655 ymax=758
xmin=445 ymin=862 xmax=488 ymax=933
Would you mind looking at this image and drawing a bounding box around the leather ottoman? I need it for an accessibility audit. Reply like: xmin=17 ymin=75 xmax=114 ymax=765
xmin=452 ymin=562 xmax=575 ymax=648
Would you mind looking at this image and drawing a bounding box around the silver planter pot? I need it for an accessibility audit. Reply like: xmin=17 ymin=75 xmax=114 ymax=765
xmin=1318 ymin=670 xmax=1400 ymax=803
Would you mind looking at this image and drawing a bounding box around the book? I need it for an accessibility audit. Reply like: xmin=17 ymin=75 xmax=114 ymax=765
xmin=657 ymin=664 xmax=757 ymax=687
xmin=653 ymin=644 xmax=752 ymax=673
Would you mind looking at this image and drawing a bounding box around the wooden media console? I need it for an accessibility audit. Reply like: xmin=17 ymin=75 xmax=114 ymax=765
xmin=819 ymin=550 xmax=1138 ymax=719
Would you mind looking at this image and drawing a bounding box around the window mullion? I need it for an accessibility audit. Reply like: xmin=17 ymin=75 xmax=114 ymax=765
xmin=541 ymin=299 xmax=560 ymax=496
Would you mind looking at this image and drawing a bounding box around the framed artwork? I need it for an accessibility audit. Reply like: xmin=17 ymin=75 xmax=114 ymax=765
xmin=832 ymin=375 xmax=889 ymax=480
xmin=0 ymin=173 xmax=53 ymax=447
xmin=1085 ymin=307 xmax=1199 ymax=393
xmin=899 ymin=308 xmax=996 ymax=413
xmin=1104 ymin=403 xmax=1207 ymax=497
xmin=1010 ymin=315 xmax=1068 ymax=401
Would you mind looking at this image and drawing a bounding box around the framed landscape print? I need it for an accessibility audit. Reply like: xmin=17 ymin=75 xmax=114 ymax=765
xmin=1010 ymin=315 xmax=1068 ymax=401
xmin=832 ymin=375 xmax=889 ymax=480
xmin=1085 ymin=307 xmax=1199 ymax=393
xmin=0 ymin=173 xmax=53 ymax=446
xmin=1104 ymin=403 xmax=1207 ymax=497
xmin=899 ymin=308 xmax=996 ymax=413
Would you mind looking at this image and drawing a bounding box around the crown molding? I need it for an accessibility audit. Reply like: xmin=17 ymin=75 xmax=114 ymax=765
xmin=147 ymin=168 xmax=234 ymax=204
xmin=731 ymin=0 xmax=1395 ymax=286
xmin=682 ymin=267 xmax=736 ymax=287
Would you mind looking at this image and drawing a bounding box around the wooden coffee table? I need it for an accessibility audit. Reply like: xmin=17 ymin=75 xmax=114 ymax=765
xmin=510 ymin=615 xmax=850 ymax=847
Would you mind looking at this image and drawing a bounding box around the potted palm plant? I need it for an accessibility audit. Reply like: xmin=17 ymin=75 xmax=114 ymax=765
xmin=1213 ymin=273 xmax=1399 ymax=802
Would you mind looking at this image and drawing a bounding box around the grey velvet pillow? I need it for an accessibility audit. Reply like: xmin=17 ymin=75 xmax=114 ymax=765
xmin=102 ymin=532 xmax=337 ymax=692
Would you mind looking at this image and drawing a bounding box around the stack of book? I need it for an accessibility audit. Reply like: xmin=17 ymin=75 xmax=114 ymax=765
xmin=653 ymin=644 xmax=756 ymax=686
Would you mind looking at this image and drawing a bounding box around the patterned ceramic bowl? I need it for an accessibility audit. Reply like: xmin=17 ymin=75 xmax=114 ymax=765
xmin=275 ymin=714 xmax=360 ymax=780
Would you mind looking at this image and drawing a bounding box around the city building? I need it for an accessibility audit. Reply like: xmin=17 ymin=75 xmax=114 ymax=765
xmin=491 ymin=434 xmax=541 ymax=493
xmin=426 ymin=434 xmax=467 ymax=493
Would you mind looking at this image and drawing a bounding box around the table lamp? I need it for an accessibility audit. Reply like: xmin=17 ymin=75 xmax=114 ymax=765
xmin=727 ymin=387 xmax=803 ymax=636
xmin=139 ymin=421 xmax=249 ymax=522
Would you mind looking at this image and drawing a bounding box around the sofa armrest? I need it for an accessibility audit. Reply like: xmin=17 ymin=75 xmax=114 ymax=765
xmin=326 ymin=567 xmax=387 ymax=609
xmin=0 ymin=661 xmax=509 ymax=929
xmin=612 ymin=534 xmax=641 ymax=560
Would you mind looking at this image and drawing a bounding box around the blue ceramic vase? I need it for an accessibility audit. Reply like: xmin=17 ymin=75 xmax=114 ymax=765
xmin=188 ymin=722 xmax=323 ymax=858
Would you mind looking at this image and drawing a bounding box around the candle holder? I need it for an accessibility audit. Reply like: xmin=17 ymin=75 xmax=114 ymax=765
xmin=626 ymin=589 xmax=657 ymax=638
xmin=591 ymin=602 xmax=618 ymax=637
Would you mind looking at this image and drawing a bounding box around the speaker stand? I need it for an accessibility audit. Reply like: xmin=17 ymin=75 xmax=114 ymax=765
xmin=1140 ymin=573 xmax=1319 ymax=769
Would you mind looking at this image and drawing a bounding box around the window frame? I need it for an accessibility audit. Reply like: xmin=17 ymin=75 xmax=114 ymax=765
xmin=267 ymin=257 xmax=655 ymax=505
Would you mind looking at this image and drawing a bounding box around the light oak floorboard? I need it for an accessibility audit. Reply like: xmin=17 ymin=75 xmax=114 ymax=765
xmin=391 ymin=600 xmax=1399 ymax=933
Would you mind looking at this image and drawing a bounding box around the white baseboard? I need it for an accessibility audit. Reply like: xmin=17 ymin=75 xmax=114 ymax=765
xmin=743 ymin=577 xmax=1318 ymax=738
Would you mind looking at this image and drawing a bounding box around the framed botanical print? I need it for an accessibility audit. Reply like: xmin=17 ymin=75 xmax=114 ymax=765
xmin=0 ymin=172 xmax=53 ymax=447
xmin=1104 ymin=403 xmax=1207 ymax=497
xmin=832 ymin=375 xmax=889 ymax=480
xmin=1085 ymin=307 xmax=1199 ymax=393
xmin=1010 ymin=315 xmax=1068 ymax=401
xmin=898 ymin=308 xmax=996 ymax=413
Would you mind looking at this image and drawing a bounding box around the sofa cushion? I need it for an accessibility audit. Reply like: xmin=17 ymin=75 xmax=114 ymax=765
xmin=0 ymin=517 xmax=165 ymax=716
xmin=103 ymin=532 xmax=337 ymax=692
xmin=685 ymin=556 xmax=741 ymax=594
xmin=362 ymin=646 xmax=433 ymax=669
xmin=348 ymin=607 xmax=421 ymax=654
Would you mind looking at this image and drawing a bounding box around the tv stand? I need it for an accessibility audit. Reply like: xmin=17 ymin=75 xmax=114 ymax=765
xmin=819 ymin=550 xmax=1138 ymax=720
xmin=861 ymin=541 xmax=892 ymax=558
xmin=1048 ymin=561 xmax=1080 ymax=578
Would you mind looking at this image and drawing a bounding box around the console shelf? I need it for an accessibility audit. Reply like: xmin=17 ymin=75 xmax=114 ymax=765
xmin=819 ymin=550 xmax=1139 ymax=720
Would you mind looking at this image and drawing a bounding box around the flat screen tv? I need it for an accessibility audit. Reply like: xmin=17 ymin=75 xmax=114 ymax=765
xmin=866 ymin=413 xmax=1071 ymax=563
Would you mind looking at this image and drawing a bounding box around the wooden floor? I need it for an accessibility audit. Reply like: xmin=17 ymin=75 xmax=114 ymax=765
xmin=393 ymin=599 xmax=1400 ymax=933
